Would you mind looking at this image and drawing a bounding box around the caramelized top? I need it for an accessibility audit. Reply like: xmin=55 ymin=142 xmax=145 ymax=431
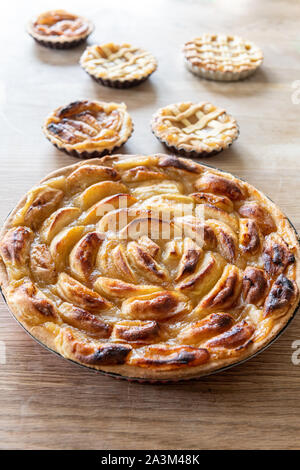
xmin=43 ymin=100 xmax=133 ymax=152
xmin=29 ymin=10 xmax=92 ymax=39
xmin=0 ymin=155 xmax=298 ymax=377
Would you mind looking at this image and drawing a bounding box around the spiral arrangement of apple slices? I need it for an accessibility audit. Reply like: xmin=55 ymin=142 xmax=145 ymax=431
xmin=0 ymin=154 xmax=299 ymax=380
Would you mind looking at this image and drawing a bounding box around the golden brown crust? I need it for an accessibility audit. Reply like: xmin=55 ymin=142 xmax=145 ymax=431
xmin=242 ymin=267 xmax=268 ymax=306
xmin=183 ymin=34 xmax=263 ymax=81
xmin=151 ymin=102 xmax=239 ymax=157
xmin=112 ymin=320 xmax=159 ymax=343
xmin=59 ymin=303 xmax=111 ymax=338
xmin=128 ymin=344 xmax=210 ymax=370
xmin=43 ymin=100 xmax=133 ymax=157
xmin=178 ymin=312 xmax=234 ymax=345
xmin=80 ymin=43 xmax=157 ymax=86
xmin=205 ymin=320 xmax=255 ymax=349
xmin=264 ymin=275 xmax=298 ymax=318
xmin=238 ymin=201 xmax=276 ymax=235
xmin=263 ymin=233 xmax=295 ymax=277
xmin=0 ymin=154 xmax=299 ymax=381
xmin=27 ymin=10 xmax=93 ymax=47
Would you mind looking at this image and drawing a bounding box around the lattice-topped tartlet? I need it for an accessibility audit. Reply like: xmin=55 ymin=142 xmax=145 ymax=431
xmin=151 ymin=102 xmax=239 ymax=158
xmin=80 ymin=43 xmax=157 ymax=88
xmin=43 ymin=100 xmax=133 ymax=158
xmin=0 ymin=154 xmax=299 ymax=382
xmin=27 ymin=10 xmax=94 ymax=49
xmin=183 ymin=34 xmax=263 ymax=81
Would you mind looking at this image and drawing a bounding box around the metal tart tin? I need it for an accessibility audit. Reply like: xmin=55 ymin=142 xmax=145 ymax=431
xmin=0 ymin=162 xmax=299 ymax=383
xmin=184 ymin=58 xmax=259 ymax=82
xmin=151 ymin=125 xmax=240 ymax=159
xmin=84 ymin=70 xmax=155 ymax=89
xmin=52 ymin=142 xmax=125 ymax=159
xmin=27 ymin=17 xmax=94 ymax=50
xmin=30 ymin=35 xmax=90 ymax=50
xmin=45 ymin=123 xmax=134 ymax=159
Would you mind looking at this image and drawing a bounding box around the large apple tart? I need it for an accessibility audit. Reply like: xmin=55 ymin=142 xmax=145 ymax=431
xmin=0 ymin=154 xmax=299 ymax=381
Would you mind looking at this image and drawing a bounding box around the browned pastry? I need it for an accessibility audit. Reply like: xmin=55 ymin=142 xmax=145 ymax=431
xmin=43 ymin=100 xmax=133 ymax=158
xmin=80 ymin=43 xmax=157 ymax=88
xmin=27 ymin=10 xmax=93 ymax=49
xmin=0 ymin=154 xmax=299 ymax=381
xmin=183 ymin=34 xmax=263 ymax=81
xmin=151 ymin=102 xmax=239 ymax=158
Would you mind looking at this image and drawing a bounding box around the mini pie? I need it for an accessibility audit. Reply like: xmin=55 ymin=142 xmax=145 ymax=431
xmin=27 ymin=10 xmax=94 ymax=49
xmin=151 ymin=102 xmax=239 ymax=158
xmin=80 ymin=43 xmax=157 ymax=88
xmin=0 ymin=154 xmax=299 ymax=382
xmin=43 ymin=100 xmax=133 ymax=158
xmin=183 ymin=34 xmax=263 ymax=81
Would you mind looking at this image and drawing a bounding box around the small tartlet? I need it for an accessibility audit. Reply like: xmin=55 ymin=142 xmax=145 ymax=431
xmin=151 ymin=101 xmax=239 ymax=158
xmin=80 ymin=43 xmax=157 ymax=88
xmin=183 ymin=34 xmax=263 ymax=81
xmin=43 ymin=100 xmax=133 ymax=158
xmin=27 ymin=9 xmax=94 ymax=49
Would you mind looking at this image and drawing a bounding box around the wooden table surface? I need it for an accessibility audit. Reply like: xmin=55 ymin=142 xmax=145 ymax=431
xmin=1 ymin=0 xmax=300 ymax=450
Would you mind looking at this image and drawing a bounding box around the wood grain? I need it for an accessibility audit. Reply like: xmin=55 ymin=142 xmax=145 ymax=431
xmin=1 ymin=0 xmax=300 ymax=450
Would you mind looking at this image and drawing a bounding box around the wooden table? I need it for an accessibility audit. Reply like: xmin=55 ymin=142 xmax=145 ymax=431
xmin=1 ymin=0 xmax=300 ymax=450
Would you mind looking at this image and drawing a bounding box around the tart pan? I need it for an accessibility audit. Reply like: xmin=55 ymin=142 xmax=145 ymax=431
xmin=151 ymin=119 xmax=240 ymax=159
xmin=30 ymin=36 xmax=89 ymax=49
xmin=85 ymin=71 xmax=155 ymax=89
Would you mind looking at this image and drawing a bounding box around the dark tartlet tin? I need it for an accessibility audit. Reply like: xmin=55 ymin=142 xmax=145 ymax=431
xmin=84 ymin=70 xmax=155 ymax=89
xmin=0 ymin=162 xmax=299 ymax=384
xmin=27 ymin=16 xmax=94 ymax=50
xmin=151 ymin=124 xmax=240 ymax=159
xmin=30 ymin=35 xmax=89 ymax=49
xmin=45 ymin=122 xmax=134 ymax=159
xmin=52 ymin=143 xmax=126 ymax=159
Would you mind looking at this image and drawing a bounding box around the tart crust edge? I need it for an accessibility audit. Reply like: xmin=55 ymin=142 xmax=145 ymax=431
xmin=26 ymin=14 xmax=94 ymax=46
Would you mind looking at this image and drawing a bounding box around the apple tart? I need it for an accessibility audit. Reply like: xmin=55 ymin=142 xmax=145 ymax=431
xmin=151 ymin=102 xmax=239 ymax=158
xmin=0 ymin=154 xmax=299 ymax=381
xmin=80 ymin=43 xmax=157 ymax=88
xmin=27 ymin=10 xmax=94 ymax=49
xmin=183 ymin=34 xmax=263 ymax=81
xmin=43 ymin=100 xmax=133 ymax=158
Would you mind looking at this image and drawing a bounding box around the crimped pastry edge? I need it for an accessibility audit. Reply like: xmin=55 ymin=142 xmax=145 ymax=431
xmin=84 ymin=71 xmax=155 ymax=89
xmin=151 ymin=104 xmax=239 ymax=156
xmin=45 ymin=126 xmax=134 ymax=158
xmin=42 ymin=101 xmax=134 ymax=155
xmin=183 ymin=34 xmax=263 ymax=82
xmin=184 ymin=58 xmax=260 ymax=82
xmin=29 ymin=36 xmax=89 ymax=50
xmin=151 ymin=125 xmax=240 ymax=158
xmin=26 ymin=15 xmax=94 ymax=48
xmin=80 ymin=45 xmax=157 ymax=86
xmin=0 ymin=154 xmax=299 ymax=382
